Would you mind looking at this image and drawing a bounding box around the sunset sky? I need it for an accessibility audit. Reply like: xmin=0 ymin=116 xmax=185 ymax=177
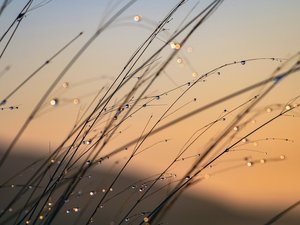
xmin=0 ymin=0 xmax=300 ymax=224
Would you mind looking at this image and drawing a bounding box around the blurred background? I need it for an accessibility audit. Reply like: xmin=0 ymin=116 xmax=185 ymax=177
xmin=0 ymin=0 xmax=300 ymax=224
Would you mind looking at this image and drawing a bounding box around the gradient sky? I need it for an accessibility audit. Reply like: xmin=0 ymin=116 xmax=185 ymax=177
xmin=0 ymin=0 xmax=300 ymax=217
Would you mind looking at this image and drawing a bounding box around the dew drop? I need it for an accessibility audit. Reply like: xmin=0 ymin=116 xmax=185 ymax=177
xmin=144 ymin=217 xmax=149 ymax=222
xmin=242 ymin=138 xmax=248 ymax=143
xmin=175 ymin=43 xmax=181 ymax=50
xmin=280 ymin=155 xmax=285 ymax=160
xmin=50 ymin=98 xmax=59 ymax=106
xmin=285 ymin=105 xmax=291 ymax=110
xmin=247 ymin=161 xmax=253 ymax=167
xmin=102 ymin=189 xmax=106 ymax=193
xmin=134 ymin=15 xmax=141 ymax=22
xmin=25 ymin=220 xmax=30 ymax=224
xmin=125 ymin=218 xmax=129 ymax=222
xmin=266 ymin=108 xmax=272 ymax=113
xmin=0 ymin=99 xmax=7 ymax=105
xmin=260 ymin=159 xmax=266 ymax=164
xmin=62 ymin=82 xmax=69 ymax=88
xmin=66 ymin=209 xmax=70 ymax=214
xmin=176 ymin=57 xmax=182 ymax=64
xmin=192 ymin=72 xmax=198 ymax=77
xmin=155 ymin=96 xmax=160 ymax=100
xmin=72 ymin=207 xmax=80 ymax=212
xmin=233 ymin=126 xmax=239 ymax=131
xmin=240 ymin=61 xmax=246 ymax=65
xmin=170 ymin=42 xmax=180 ymax=49
xmin=39 ymin=215 xmax=44 ymax=220
xmin=17 ymin=12 xmax=24 ymax=21
xmin=274 ymin=75 xmax=283 ymax=83
xmin=170 ymin=42 xmax=176 ymax=49
xmin=89 ymin=191 xmax=96 ymax=196
xmin=73 ymin=98 xmax=80 ymax=105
